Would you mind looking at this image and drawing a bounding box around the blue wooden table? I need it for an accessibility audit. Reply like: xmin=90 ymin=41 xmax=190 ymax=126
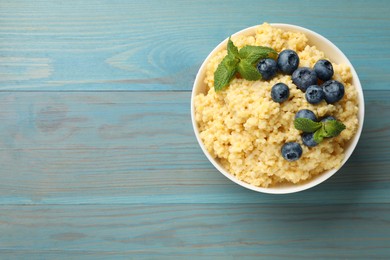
xmin=1 ymin=0 xmax=390 ymax=258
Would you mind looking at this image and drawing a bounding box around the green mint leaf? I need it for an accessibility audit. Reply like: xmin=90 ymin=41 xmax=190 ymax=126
xmin=214 ymin=39 xmax=277 ymax=91
xmin=227 ymin=37 xmax=239 ymax=58
xmin=323 ymin=120 xmax=346 ymax=137
xmin=313 ymin=127 xmax=326 ymax=143
xmin=237 ymin=59 xmax=262 ymax=80
xmin=214 ymin=54 xmax=238 ymax=91
xmin=294 ymin=118 xmax=322 ymax=133
xmin=239 ymin=46 xmax=278 ymax=64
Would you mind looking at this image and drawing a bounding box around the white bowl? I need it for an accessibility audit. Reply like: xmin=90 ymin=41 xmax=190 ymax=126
xmin=191 ymin=23 xmax=365 ymax=194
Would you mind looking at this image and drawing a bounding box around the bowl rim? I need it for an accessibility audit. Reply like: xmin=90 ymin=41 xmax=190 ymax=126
xmin=191 ymin=23 xmax=365 ymax=194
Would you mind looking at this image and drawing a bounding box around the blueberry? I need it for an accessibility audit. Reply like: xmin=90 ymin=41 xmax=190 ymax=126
xmin=281 ymin=142 xmax=303 ymax=161
xmin=257 ymin=58 xmax=277 ymax=80
xmin=277 ymin=49 xmax=300 ymax=75
xmin=321 ymin=116 xmax=336 ymax=122
xmin=271 ymin=83 xmax=289 ymax=103
xmin=314 ymin=59 xmax=334 ymax=81
xmin=292 ymin=67 xmax=318 ymax=92
xmin=295 ymin=109 xmax=317 ymax=121
xmin=305 ymin=85 xmax=324 ymax=104
xmin=302 ymin=133 xmax=318 ymax=147
xmin=322 ymin=80 xmax=345 ymax=103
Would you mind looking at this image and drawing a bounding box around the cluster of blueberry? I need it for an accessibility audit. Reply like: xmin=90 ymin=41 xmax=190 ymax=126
xmin=257 ymin=49 xmax=345 ymax=104
xmin=295 ymin=64 xmax=344 ymax=104
xmin=255 ymin=50 xmax=346 ymax=162
xmin=281 ymin=110 xmax=336 ymax=162
xmin=295 ymin=109 xmax=335 ymax=147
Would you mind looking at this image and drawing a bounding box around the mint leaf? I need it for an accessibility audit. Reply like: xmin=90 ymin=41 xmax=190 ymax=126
xmin=323 ymin=120 xmax=346 ymax=137
xmin=237 ymin=60 xmax=262 ymax=80
xmin=313 ymin=127 xmax=326 ymax=143
xmin=239 ymin=46 xmax=278 ymax=64
xmin=227 ymin=38 xmax=239 ymax=58
xmin=294 ymin=118 xmax=322 ymax=133
xmin=214 ymin=54 xmax=238 ymax=91
xmin=214 ymin=39 xmax=277 ymax=91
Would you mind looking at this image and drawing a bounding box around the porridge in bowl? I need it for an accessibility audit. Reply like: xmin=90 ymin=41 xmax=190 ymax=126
xmin=193 ymin=23 xmax=359 ymax=188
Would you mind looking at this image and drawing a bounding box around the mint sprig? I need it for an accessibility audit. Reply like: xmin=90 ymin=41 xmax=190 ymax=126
xmin=214 ymin=38 xmax=277 ymax=91
xmin=293 ymin=118 xmax=346 ymax=144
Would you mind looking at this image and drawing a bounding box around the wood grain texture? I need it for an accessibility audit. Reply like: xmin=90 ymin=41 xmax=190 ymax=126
xmin=0 ymin=0 xmax=389 ymax=91
xmin=1 ymin=0 xmax=390 ymax=258
xmin=1 ymin=204 xmax=390 ymax=259
xmin=0 ymin=91 xmax=389 ymax=205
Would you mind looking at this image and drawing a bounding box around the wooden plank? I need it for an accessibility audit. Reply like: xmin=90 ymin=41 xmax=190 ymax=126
xmin=0 ymin=204 xmax=389 ymax=259
xmin=0 ymin=0 xmax=389 ymax=91
xmin=0 ymin=90 xmax=389 ymax=204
